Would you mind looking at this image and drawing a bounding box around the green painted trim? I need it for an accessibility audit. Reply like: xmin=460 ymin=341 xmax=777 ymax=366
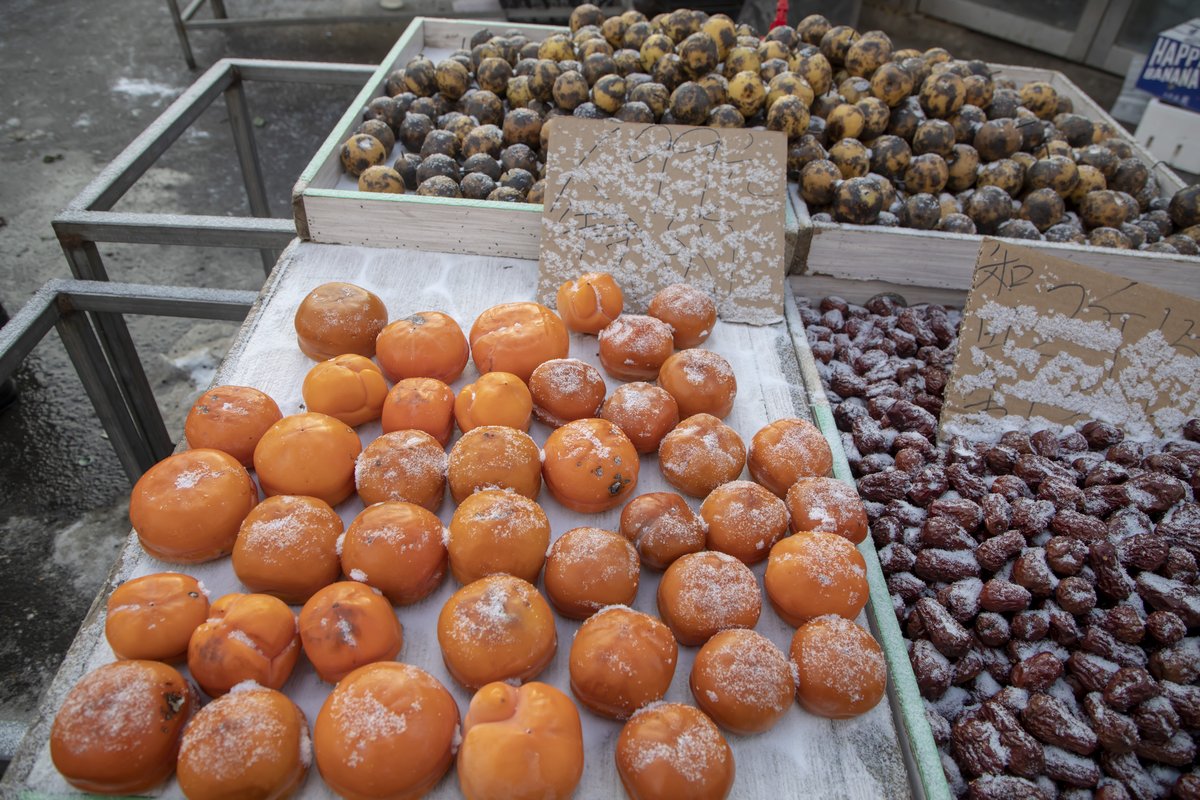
xmin=305 ymin=187 xmax=544 ymax=213
xmin=296 ymin=17 xmax=428 ymax=186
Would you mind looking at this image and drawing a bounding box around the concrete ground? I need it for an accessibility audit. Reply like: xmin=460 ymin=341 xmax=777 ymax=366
xmin=0 ymin=0 xmax=1126 ymax=770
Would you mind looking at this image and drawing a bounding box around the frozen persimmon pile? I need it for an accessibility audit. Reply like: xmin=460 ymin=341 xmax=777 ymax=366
xmin=51 ymin=272 xmax=889 ymax=800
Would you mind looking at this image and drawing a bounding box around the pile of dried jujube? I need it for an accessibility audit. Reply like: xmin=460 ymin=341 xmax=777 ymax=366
xmin=801 ymin=294 xmax=1200 ymax=799
xmin=339 ymin=4 xmax=1200 ymax=254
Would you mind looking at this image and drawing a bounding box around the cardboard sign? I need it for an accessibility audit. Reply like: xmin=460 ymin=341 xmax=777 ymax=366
xmin=940 ymin=239 xmax=1200 ymax=441
xmin=537 ymin=118 xmax=787 ymax=325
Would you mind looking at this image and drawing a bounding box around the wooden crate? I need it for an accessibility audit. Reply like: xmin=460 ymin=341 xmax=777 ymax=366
xmin=792 ymin=64 xmax=1200 ymax=298
xmin=292 ymin=17 xmax=805 ymax=269
xmin=2 ymin=242 xmax=945 ymax=800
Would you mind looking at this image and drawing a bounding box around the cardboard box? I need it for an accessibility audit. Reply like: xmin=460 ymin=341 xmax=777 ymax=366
xmin=1136 ymin=18 xmax=1200 ymax=111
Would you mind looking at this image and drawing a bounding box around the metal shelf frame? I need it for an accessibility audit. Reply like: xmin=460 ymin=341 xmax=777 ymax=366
xmin=44 ymin=57 xmax=375 ymax=479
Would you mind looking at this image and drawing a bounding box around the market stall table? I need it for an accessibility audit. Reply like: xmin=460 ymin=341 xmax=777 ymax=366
xmin=3 ymin=241 xmax=930 ymax=799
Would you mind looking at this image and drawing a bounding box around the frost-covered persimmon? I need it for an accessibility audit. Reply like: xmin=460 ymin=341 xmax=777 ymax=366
xmin=376 ymin=311 xmax=470 ymax=383
xmin=105 ymin=573 xmax=209 ymax=662
xmin=647 ymin=282 xmax=717 ymax=349
xmin=232 ymin=495 xmax=343 ymax=604
xmin=129 ymin=449 xmax=258 ymax=563
xmin=447 ymin=425 xmax=542 ymax=502
xmin=747 ymin=417 xmax=833 ymax=496
xmin=600 ymin=382 xmax=679 ymax=454
xmin=790 ymin=615 xmax=886 ymax=719
xmin=341 ymin=501 xmax=448 ymax=605
xmin=529 ymin=358 xmax=606 ymax=428
xmin=294 ymin=282 xmax=388 ymax=361
xmin=299 ymin=581 xmax=403 ymax=683
xmin=186 ymin=593 xmax=300 ymax=697
xmin=597 ymin=314 xmax=674 ymax=381
xmin=183 ymin=385 xmax=281 ymax=466
xmin=542 ymin=418 xmax=639 ymax=513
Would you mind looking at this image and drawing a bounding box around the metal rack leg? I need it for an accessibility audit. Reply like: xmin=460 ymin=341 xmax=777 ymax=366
xmin=210 ymin=0 xmax=227 ymax=18
xmin=165 ymin=0 xmax=198 ymax=70
xmin=56 ymin=309 xmax=156 ymax=481
xmin=60 ymin=241 xmax=174 ymax=463
xmin=224 ymin=76 xmax=277 ymax=275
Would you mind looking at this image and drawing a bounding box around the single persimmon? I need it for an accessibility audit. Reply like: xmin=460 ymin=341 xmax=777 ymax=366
xmin=529 ymin=358 xmax=606 ymax=427
xmin=447 ymin=489 xmax=550 ymax=584
xmin=542 ymin=418 xmax=640 ymax=513
xmin=657 ymin=349 xmax=737 ymax=419
xmin=187 ymin=593 xmax=301 ymax=697
xmin=658 ymin=413 xmax=746 ymax=498
xmin=791 ymin=615 xmax=886 ymax=719
xmin=600 ymin=382 xmax=679 ymax=454
xmin=355 ymin=429 xmax=448 ymax=511
xmin=555 ymin=272 xmax=624 ymax=334
xmin=294 ymin=282 xmax=388 ymax=360
xmin=342 ymin=501 xmax=448 ymax=605
xmin=647 ymin=282 xmax=718 ymax=348
xmin=381 ymin=376 xmax=456 ymax=445
xmin=105 ymin=573 xmax=209 ymax=662
xmin=50 ymin=660 xmax=196 ymax=795
xmin=454 ymin=371 xmax=533 ymax=432
xmin=597 ymin=314 xmax=674 ymax=381
xmin=747 ymin=417 xmax=833 ymax=496
xmin=129 ymin=449 xmax=258 ymax=563
xmin=183 ymin=385 xmax=281 ymax=466
xmin=448 ymin=425 xmax=542 ymax=502
xmin=469 ymin=302 xmax=569 ymax=382
xmin=764 ymin=531 xmax=868 ymax=626
xmin=299 ymin=581 xmax=404 ymax=683
xmin=785 ymin=477 xmax=868 ymax=543
xmin=232 ymin=494 xmax=343 ymax=604
xmin=376 ymin=310 xmax=470 ymax=383
xmin=253 ymin=412 xmax=362 ymax=507
xmin=301 ymin=354 xmax=389 ymax=427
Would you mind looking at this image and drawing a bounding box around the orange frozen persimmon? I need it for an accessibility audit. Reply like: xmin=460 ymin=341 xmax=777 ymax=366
xmin=542 ymin=418 xmax=640 ymax=513
xmin=658 ymin=414 xmax=746 ymax=498
xmin=437 ymin=575 xmax=557 ymax=690
xmin=657 ymin=349 xmax=737 ymax=419
xmin=615 ymin=703 xmax=734 ymax=799
xmin=294 ymin=282 xmax=388 ymax=361
xmin=253 ymin=412 xmax=362 ymax=507
xmin=469 ymin=302 xmax=570 ymax=382
xmin=183 ymin=385 xmax=281 ymax=466
xmin=544 ymin=527 xmax=639 ymax=619
xmin=50 ymin=660 xmax=196 ymax=795
xmin=176 ymin=684 xmax=310 ymax=800
xmin=555 ymin=272 xmax=624 ymax=334
xmin=299 ymin=581 xmax=403 ymax=683
xmin=601 ymin=382 xmax=679 ymax=454
xmin=690 ymin=629 xmax=794 ymax=735
xmin=764 ymin=531 xmax=869 ymax=627
xmin=700 ymin=480 xmax=790 ymax=565
xmin=597 ymin=314 xmax=674 ymax=381
xmin=568 ymin=606 xmax=677 ymax=720
xmin=747 ymin=417 xmax=833 ymax=496
xmin=657 ymin=551 xmax=761 ymax=646
xmin=448 ymin=489 xmax=550 ymax=584
xmin=342 ymin=501 xmax=448 ymax=605
xmin=355 ymin=429 xmax=447 ymax=511
xmin=647 ymin=282 xmax=718 ymax=349
xmin=790 ymin=615 xmax=886 ymax=719
xmin=454 ymin=371 xmax=533 ymax=432
xmin=232 ymin=494 xmax=343 ymax=604
xmin=785 ymin=477 xmax=868 ymax=543
xmin=375 ymin=310 xmax=470 ymax=383
xmin=529 ymin=358 xmax=607 ymax=427
xmin=187 ymin=593 xmax=301 ymax=697
xmin=448 ymin=425 xmax=542 ymax=502
xmin=301 ymin=354 xmax=389 ymax=427
xmin=380 ymin=376 xmax=455 ymax=445
xmin=129 ymin=449 xmax=258 ymax=564
xmin=619 ymin=492 xmax=706 ymax=569
xmin=105 ymin=572 xmax=209 ymax=662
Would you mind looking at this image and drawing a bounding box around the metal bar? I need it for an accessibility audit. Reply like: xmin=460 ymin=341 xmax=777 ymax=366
xmin=55 ymin=304 xmax=156 ymax=480
xmin=228 ymin=59 xmax=377 ymax=84
xmin=186 ymin=14 xmax=418 ymax=30
xmin=1066 ymin=0 xmax=1114 ymax=62
xmin=181 ymin=0 xmax=206 ymax=22
xmin=209 ymin=0 xmax=227 ymax=18
xmin=0 ymin=285 xmax=60 ymax=384
xmin=164 ymin=0 xmax=197 ymax=70
xmin=53 ymin=211 xmax=297 ymax=250
xmin=59 ymin=242 xmax=174 ymax=463
xmin=67 ymin=60 xmax=235 ymax=212
xmin=223 ymin=73 xmax=277 ymax=274
xmin=61 ymin=281 xmax=258 ymax=322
